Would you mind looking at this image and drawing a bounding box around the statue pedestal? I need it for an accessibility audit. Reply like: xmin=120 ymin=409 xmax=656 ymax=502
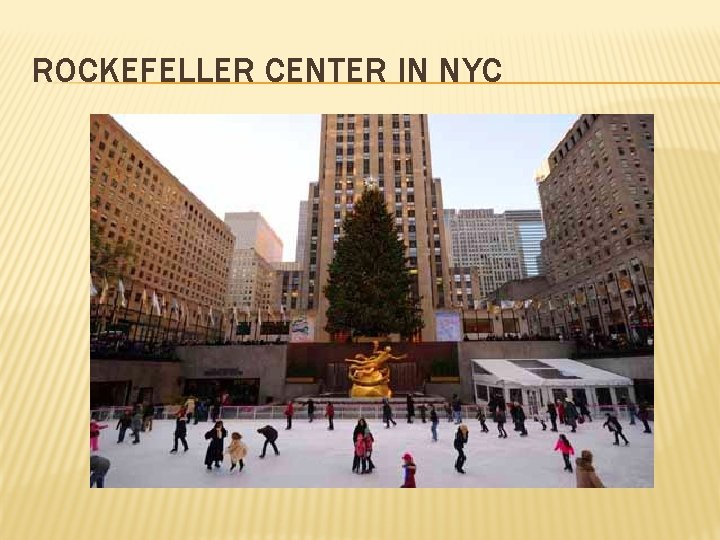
xmin=349 ymin=383 xmax=392 ymax=398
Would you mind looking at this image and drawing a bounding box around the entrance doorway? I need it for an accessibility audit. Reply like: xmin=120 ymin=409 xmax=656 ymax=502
xmin=526 ymin=389 xmax=541 ymax=416
xmin=595 ymin=387 xmax=613 ymax=412
xmin=91 ymin=380 xmax=131 ymax=408
xmin=184 ymin=378 xmax=260 ymax=405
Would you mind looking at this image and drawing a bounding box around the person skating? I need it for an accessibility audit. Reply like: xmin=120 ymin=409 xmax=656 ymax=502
xmin=627 ymin=400 xmax=637 ymax=425
xmin=603 ymin=414 xmax=629 ymax=446
xmin=547 ymin=403 xmax=558 ymax=432
xmin=169 ymin=408 xmax=189 ymax=453
xmin=578 ymin=400 xmax=592 ymax=423
xmin=510 ymin=402 xmax=521 ymax=432
xmin=90 ymin=455 xmax=111 ymax=488
xmin=400 ymin=453 xmax=416 ymax=488
xmin=325 ymin=401 xmax=335 ymax=430
xmin=454 ymin=424 xmax=469 ymax=473
xmin=210 ymin=399 xmax=221 ymax=423
xmin=204 ymin=420 xmax=227 ymax=470
xmin=576 ymin=450 xmax=605 ymax=488
xmin=638 ymin=402 xmax=652 ymax=433
xmin=353 ymin=433 xmax=367 ymax=474
xmin=307 ymin=398 xmax=315 ymax=423
xmin=382 ymin=398 xmax=396 ymax=428
xmin=142 ymin=402 xmax=154 ymax=432
xmin=452 ymin=394 xmax=463 ymax=424
xmin=515 ymin=402 xmax=528 ymax=436
xmin=429 ymin=404 xmax=439 ymax=441
xmin=495 ymin=408 xmax=508 ymax=438
xmin=554 ymin=434 xmax=575 ymax=472
xmin=556 ymin=399 xmax=565 ymax=425
xmin=257 ymin=425 xmax=280 ymax=458
xmin=226 ymin=432 xmax=248 ymax=472
xmin=353 ymin=418 xmax=368 ymax=443
xmin=90 ymin=416 xmax=108 ymax=451
xmin=363 ymin=427 xmax=375 ymax=473
xmin=131 ymin=407 xmax=143 ymax=444
xmin=406 ymin=394 xmax=415 ymax=423
xmin=564 ymin=397 xmax=578 ymax=433
xmin=444 ymin=402 xmax=453 ymax=423
xmin=475 ymin=408 xmax=489 ymax=432
xmin=116 ymin=409 xmax=132 ymax=443
xmin=184 ymin=395 xmax=197 ymax=425
xmin=419 ymin=403 xmax=427 ymax=423
xmin=284 ymin=401 xmax=294 ymax=430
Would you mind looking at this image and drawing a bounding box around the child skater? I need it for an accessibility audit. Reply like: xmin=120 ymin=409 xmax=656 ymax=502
xmin=116 ymin=409 xmax=131 ymax=443
xmin=554 ymin=434 xmax=575 ymax=472
xmin=353 ymin=432 xmax=367 ymax=474
xmin=363 ymin=427 xmax=375 ymax=473
xmin=226 ymin=432 xmax=248 ymax=472
xmin=475 ymin=408 xmax=489 ymax=432
xmin=90 ymin=416 xmax=108 ymax=451
xmin=400 ymin=452 xmax=416 ymax=488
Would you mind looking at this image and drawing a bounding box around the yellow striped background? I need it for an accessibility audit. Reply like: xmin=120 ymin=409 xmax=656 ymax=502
xmin=1 ymin=2 xmax=719 ymax=539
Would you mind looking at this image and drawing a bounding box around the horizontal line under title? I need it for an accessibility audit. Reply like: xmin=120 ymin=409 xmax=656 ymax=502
xmin=33 ymin=57 xmax=502 ymax=83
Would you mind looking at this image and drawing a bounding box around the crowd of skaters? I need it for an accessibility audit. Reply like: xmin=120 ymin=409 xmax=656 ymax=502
xmin=89 ymin=392 xmax=652 ymax=488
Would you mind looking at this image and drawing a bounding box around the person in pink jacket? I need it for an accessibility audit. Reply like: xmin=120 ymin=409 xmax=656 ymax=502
xmin=90 ymin=416 xmax=108 ymax=451
xmin=352 ymin=433 xmax=367 ymax=474
xmin=554 ymin=434 xmax=575 ymax=472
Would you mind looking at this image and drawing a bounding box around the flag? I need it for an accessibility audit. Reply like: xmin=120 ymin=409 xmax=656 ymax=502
xmin=117 ymin=279 xmax=126 ymax=308
xmin=568 ymin=294 xmax=576 ymax=307
xmin=547 ymin=299 xmax=554 ymax=311
xmin=209 ymin=308 xmax=215 ymax=327
xmin=500 ymin=300 xmax=514 ymax=310
xmin=245 ymin=306 xmax=251 ymax=319
xmin=280 ymin=303 xmax=286 ymax=322
xmin=141 ymin=289 xmax=148 ymax=314
xmin=232 ymin=306 xmax=238 ymax=322
xmin=473 ymin=299 xmax=480 ymax=310
xmin=618 ymin=276 xmax=632 ymax=291
xmin=491 ymin=304 xmax=501 ymax=315
xmin=513 ymin=300 xmax=524 ymax=310
xmin=181 ymin=302 xmax=187 ymax=320
xmin=171 ymin=298 xmax=179 ymax=320
xmin=151 ymin=291 xmax=161 ymax=315
xmin=524 ymin=299 xmax=533 ymax=309
xmin=90 ymin=275 xmax=97 ymax=298
xmin=99 ymin=278 xmax=108 ymax=305
xmin=576 ymin=292 xmax=587 ymax=306
xmin=257 ymin=308 xmax=262 ymax=330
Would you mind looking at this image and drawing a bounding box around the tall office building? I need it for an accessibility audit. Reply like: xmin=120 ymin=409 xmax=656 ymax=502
xmin=272 ymin=262 xmax=304 ymax=315
xmin=89 ymin=114 xmax=234 ymax=314
xmin=443 ymin=209 xmax=525 ymax=298
xmin=505 ymin=210 xmax=546 ymax=277
xmin=306 ymin=114 xmax=451 ymax=341
xmin=295 ymin=200 xmax=308 ymax=265
xmin=536 ymin=114 xmax=654 ymax=336
xmin=224 ymin=212 xmax=283 ymax=264
xmin=225 ymin=212 xmax=283 ymax=313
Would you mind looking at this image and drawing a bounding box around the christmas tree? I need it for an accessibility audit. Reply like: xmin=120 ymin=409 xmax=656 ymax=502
xmin=324 ymin=186 xmax=423 ymax=339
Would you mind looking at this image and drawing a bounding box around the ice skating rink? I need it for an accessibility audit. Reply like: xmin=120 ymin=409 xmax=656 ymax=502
xmin=95 ymin=417 xmax=653 ymax=488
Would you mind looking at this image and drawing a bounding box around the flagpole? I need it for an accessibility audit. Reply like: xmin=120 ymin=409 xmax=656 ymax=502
xmin=575 ymin=290 xmax=587 ymax=337
xmin=121 ymin=281 xmax=134 ymax=327
xmin=612 ymin=271 xmax=633 ymax=343
xmin=560 ymin=297 xmax=570 ymax=337
xmin=589 ymin=282 xmax=606 ymax=336
xmin=474 ymin=306 xmax=480 ymax=341
xmin=639 ymin=260 xmax=654 ymax=309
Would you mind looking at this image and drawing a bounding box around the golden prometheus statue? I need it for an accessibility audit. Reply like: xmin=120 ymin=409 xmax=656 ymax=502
xmin=344 ymin=340 xmax=407 ymax=398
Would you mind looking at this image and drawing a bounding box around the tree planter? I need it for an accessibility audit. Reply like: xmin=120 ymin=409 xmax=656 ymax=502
xmin=429 ymin=376 xmax=461 ymax=383
xmin=285 ymin=377 xmax=315 ymax=384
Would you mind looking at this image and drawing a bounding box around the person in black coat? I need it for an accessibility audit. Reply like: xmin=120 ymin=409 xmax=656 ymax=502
xmin=419 ymin=403 xmax=427 ymax=423
xmin=547 ymin=403 xmax=558 ymax=432
xmin=382 ymin=399 xmax=396 ymax=428
xmin=514 ymin=402 xmax=528 ymax=436
xmin=352 ymin=418 xmax=368 ymax=443
xmin=638 ymin=402 xmax=652 ymax=433
xmin=510 ymin=403 xmax=520 ymax=431
xmin=564 ymin=398 xmax=579 ymax=433
xmin=204 ymin=421 xmax=227 ymax=470
xmin=406 ymin=395 xmax=415 ymax=423
xmin=307 ymin=398 xmax=315 ymax=422
xmin=211 ymin=399 xmax=221 ymax=423
xmin=453 ymin=424 xmax=469 ymax=473
xmin=116 ymin=410 xmax=132 ymax=443
xmin=170 ymin=410 xmax=189 ymax=453
xmin=495 ymin=408 xmax=508 ymax=438
xmin=603 ymin=414 xmax=629 ymax=445
xmin=257 ymin=425 xmax=280 ymax=458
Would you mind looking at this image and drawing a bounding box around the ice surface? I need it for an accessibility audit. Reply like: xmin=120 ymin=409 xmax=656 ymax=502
xmin=93 ymin=417 xmax=653 ymax=488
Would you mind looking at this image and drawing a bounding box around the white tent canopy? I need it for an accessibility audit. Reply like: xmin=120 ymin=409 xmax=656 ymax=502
xmin=471 ymin=358 xmax=632 ymax=388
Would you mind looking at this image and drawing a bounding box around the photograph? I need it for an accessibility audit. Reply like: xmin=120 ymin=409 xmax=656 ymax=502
xmin=89 ymin=113 xmax=654 ymax=488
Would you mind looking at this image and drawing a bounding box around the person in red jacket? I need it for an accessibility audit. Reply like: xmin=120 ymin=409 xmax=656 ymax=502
xmin=401 ymin=452 xmax=416 ymax=488
xmin=363 ymin=428 xmax=375 ymax=473
xmin=325 ymin=402 xmax=335 ymax=430
xmin=90 ymin=416 xmax=108 ymax=451
xmin=284 ymin=401 xmax=294 ymax=430
xmin=554 ymin=434 xmax=575 ymax=472
xmin=352 ymin=433 xmax=367 ymax=474
xmin=556 ymin=400 xmax=566 ymax=425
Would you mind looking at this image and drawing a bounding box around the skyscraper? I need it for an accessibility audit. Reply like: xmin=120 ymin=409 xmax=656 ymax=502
xmin=295 ymin=200 xmax=308 ymax=265
xmin=505 ymin=210 xmax=546 ymax=277
xmin=224 ymin=212 xmax=283 ymax=264
xmin=306 ymin=114 xmax=450 ymax=341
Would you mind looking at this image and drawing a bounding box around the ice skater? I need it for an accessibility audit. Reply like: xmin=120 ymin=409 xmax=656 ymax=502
xmin=90 ymin=416 xmax=108 ymax=451
xmin=547 ymin=403 xmax=558 ymax=432
xmin=257 ymin=425 xmax=280 ymax=458
xmin=576 ymin=450 xmax=605 ymax=488
xmin=603 ymin=413 xmax=629 ymax=446
xmin=382 ymin=398 xmax=396 ymax=428
xmin=454 ymin=424 xmax=469 ymax=473
xmin=284 ymin=401 xmax=294 ymax=430
xmin=90 ymin=455 xmax=110 ymax=488
xmin=204 ymin=420 xmax=227 ymax=470
xmin=131 ymin=407 xmax=143 ymax=445
xmin=363 ymin=427 xmax=375 ymax=473
xmin=184 ymin=395 xmax=197 ymax=425
xmin=353 ymin=432 xmax=367 ymax=474
xmin=226 ymin=432 xmax=248 ymax=472
xmin=142 ymin=402 xmax=154 ymax=432
xmin=430 ymin=404 xmax=439 ymax=441
xmin=475 ymin=408 xmax=489 ymax=432
xmin=452 ymin=394 xmax=463 ymax=424
xmin=116 ymin=410 xmax=131 ymax=443
xmin=564 ymin=398 xmax=578 ymax=433
xmin=515 ymin=402 xmax=528 ymax=436
xmin=638 ymin=402 xmax=652 ymax=433
xmin=169 ymin=408 xmax=189 ymax=453
xmin=495 ymin=408 xmax=508 ymax=438
xmin=400 ymin=452 xmax=416 ymax=488
xmin=406 ymin=394 xmax=415 ymax=423
xmin=556 ymin=399 xmax=565 ymax=425
xmin=325 ymin=401 xmax=334 ymax=430
xmin=306 ymin=398 xmax=315 ymax=423
xmin=626 ymin=400 xmax=637 ymax=425
xmin=444 ymin=402 xmax=453 ymax=423
xmin=578 ymin=400 xmax=592 ymax=423
xmin=554 ymin=434 xmax=574 ymax=472
xmin=419 ymin=403 xmax=427 ymax=423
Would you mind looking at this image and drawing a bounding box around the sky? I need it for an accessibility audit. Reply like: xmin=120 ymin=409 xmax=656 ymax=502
xmin=113 ymin=114 xmax=577 ymax=261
